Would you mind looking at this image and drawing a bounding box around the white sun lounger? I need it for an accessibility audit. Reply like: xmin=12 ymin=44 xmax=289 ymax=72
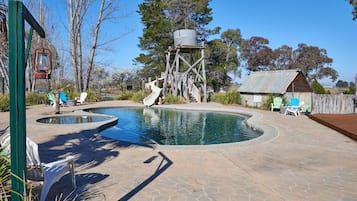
xmin=1 ymin=133 xmax=76 ymax=201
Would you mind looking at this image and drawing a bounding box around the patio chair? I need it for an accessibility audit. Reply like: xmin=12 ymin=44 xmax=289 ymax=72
xmin=75 ymin=92 xmax=87 ymax=105
xmin=47 ymin=92 xmax=56 ymax=107
xmin=0 ymin=133 xmax=76 ymax=201
xmin=59 ymin=91 xmax=68 ymax=106
xmin=284 ymin=97 xmax=301 ymax=116
xmin=270 ymin=97 xmax=283 ymax=112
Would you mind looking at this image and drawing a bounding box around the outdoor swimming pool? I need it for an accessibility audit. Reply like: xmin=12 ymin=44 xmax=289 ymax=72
xmin=87 ymin=107 xmax=262 ymax=145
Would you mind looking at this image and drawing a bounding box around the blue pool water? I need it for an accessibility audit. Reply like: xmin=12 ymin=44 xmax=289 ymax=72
xmin=87 ymin=107 xmax=262 ymax=145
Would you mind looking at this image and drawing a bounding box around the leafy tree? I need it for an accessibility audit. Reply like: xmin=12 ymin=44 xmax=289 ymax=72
xmin=240 ymin=36 xmax=274 ymax=72
xmin=206 ymin=39 xmax=230 ymax=91
xmin=205 ymin=29 xmax=242 ymax=91
xmin=311 ymin=80 xmax=326 ymax=94
xmin=271 ymin=45 xmax=293 ymax=70
xmin=291 ymin=43 xmax=338 ymax=82
xmin=136 ymin=0 xmax=172 ymax=79
xmin=220 ymin=28 xmax=242 ymax=76
xmin=348 ymin=0 xmax=357 ymax=20
xmin=136 ymin=0 xmax=219 ymax=79
xmin=167 ymin=0 xmax=219 ymax=41
xmin=336 ymin=80 xmax=349 ymax=88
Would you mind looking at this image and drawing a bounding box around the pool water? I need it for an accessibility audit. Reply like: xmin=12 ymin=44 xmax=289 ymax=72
xmin=88 ymin=107 xmax=262 ymax=145
xmin=37 ymin=115 xmax=111 ymax=124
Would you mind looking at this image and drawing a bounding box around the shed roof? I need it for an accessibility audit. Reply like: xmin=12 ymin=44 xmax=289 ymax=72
xmin=238 ymin=69 xmax=300 ymax=94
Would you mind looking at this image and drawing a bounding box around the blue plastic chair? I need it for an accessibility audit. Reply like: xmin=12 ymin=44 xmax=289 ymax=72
xmin=285 ymin=98 xmax=300 ymax=116
xmin=59 ymin=91 xmax=67 ymax=105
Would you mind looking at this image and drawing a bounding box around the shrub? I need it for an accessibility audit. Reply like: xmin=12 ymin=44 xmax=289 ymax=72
xmin=164 ymin=94 xmax=186 ymax=104
xmin=0 ymin=94 xmax=9 ymax=112
xmin=262 ymin=94 xmax=274 ymax=110
xmin=210 ymin=91 xmax=240 ymax=104
xmin=85 ymin=89 xmax=100 ymax=102
xmin=130 ymin=91 xmax=147 ymax=103
xmin=210 ymin=93 xmax=225 ymax=103
xmin=311 ymin=80 xmax=326 ymax=94
xmin=224 ymin=91 xmax=240 ymax=104
xmin=115 ymin=91 xmax=134 ymax=100
xmin=26 ymin=92 xmax=47 ymax=106
xmin=63 ymin=86 xmax=76 ymax=99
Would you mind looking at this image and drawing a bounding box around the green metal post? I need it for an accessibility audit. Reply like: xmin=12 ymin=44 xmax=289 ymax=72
xmin=8 ymin=1 xmax=26 ymax=200
xmin=8 ymin=0 xmax=45 ymax=200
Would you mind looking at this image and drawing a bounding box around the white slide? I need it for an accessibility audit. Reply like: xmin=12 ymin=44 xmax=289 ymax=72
xmin=143 ymin=81 xmax=162 ymax=106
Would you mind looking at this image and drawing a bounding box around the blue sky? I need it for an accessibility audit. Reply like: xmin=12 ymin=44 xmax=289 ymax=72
xmin=48 ymin=0 xmax=357 ymax=86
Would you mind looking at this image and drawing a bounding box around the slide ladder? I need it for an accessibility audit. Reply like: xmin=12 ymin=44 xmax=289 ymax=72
xmin=188 ymin=78 xmax=201 ymax=103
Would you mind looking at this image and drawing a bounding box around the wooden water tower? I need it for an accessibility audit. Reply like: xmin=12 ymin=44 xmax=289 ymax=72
xmin=162 ymin=29 xmax=207 ymax=102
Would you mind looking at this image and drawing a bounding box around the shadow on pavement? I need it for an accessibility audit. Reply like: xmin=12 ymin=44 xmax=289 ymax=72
xmin=118 ymin=151 xmax=173 ymax=201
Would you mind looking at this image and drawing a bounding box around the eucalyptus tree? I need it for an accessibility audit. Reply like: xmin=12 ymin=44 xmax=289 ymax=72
xmin=206 ymin=39 xmax=238 ymax=91
xmin=240 ymin=36 xmax=274 ymax=72
xmin=291 ymin=43 xmax=338 ymax=82
xmin=271 ymin=45 xmax=293 ymax=70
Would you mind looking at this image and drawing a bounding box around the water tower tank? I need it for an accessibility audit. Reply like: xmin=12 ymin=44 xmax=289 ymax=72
xmin=173 ymin=29 xmax=197 ymax=47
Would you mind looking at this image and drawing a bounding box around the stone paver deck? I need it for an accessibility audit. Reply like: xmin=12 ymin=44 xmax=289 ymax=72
xmin=0 ymin=101 xmax=356 ymax=201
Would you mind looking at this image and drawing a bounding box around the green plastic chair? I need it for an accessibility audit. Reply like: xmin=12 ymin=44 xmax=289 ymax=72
xmin=47 ymin=92 xmax=56 ymax=106
xmin=270 ymin=97 xmax=283 ymax=112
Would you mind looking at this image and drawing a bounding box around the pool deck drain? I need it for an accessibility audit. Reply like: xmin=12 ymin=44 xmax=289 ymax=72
xmin=0 ymin=101 xmax=356 ymax=201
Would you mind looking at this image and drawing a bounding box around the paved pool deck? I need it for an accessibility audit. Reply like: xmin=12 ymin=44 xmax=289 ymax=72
xmin=0 ymin=101 xmax=356 ymax=201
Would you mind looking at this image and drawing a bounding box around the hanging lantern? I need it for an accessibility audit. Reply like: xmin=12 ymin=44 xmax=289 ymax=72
xmin=33 ymin=48 xmax=52 ymax=79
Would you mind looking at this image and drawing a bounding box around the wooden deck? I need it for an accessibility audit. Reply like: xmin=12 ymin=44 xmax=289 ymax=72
xmin=310 ymin=114 xmax=357 ymax=141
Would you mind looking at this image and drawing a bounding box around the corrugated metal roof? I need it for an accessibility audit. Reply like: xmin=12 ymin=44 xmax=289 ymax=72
xmin=238 ymin=69 xmax=299 ymax=94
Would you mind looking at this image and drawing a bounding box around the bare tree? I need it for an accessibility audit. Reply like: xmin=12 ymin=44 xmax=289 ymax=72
xmin=85 ymin=0 xmax=120 ymax=90
xmin=68 ymin=0 xmax=90 ymax=92
xmin=69 ymin=0 xmax=122 ymax=92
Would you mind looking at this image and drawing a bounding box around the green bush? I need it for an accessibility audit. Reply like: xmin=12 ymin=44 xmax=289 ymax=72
xmin=210 ymin=93 xmax=226 ymax=103
xmin=130 ymin=91 xmax=147 ymax=103
xmin=0 ymin=94 xmax=9 ymax=112
xmin=164 ymin=94 xmax=186 ymax=104
xmin=63 ymin=85 xmax=76 ymax=99
xmin=224 ymin=91 xmax=240 ymax=104
xmin=311 ymin=80 xmax=326 ymax=94
xmin=115 ymin=91 xmax=134 ymax=100
xmin=85 ymin=89 xmax=100 ymax=102
xmin=210 ymin=91 xmax=240 ymax=104
xmin=262 ymin=94 xmax=275 ymax=110
xmin=26 ymin=92 xmax=48 ymax=106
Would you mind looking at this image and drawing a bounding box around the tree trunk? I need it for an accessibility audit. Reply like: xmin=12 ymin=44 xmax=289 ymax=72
xmin=69 ymin=0 xmax=89 ymax=92
xmin=85 ymin=0 xmax=105 ymax=90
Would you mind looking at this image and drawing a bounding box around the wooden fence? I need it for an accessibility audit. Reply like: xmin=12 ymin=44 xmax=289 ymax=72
xmin=312 ymin=94 xmax=355 ymax=114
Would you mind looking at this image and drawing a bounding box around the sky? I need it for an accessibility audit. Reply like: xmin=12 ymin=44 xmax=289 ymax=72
xmin=46 ymin=0 xmax=357 ymax=86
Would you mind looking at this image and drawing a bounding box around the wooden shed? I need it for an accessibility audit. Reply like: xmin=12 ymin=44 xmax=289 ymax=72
xmin=238 ymin=69 xmax=312 ymax=108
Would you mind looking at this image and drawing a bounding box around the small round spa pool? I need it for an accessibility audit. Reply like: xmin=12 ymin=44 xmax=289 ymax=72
xmin=37 ymin=115 xmax=112 ymax=124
